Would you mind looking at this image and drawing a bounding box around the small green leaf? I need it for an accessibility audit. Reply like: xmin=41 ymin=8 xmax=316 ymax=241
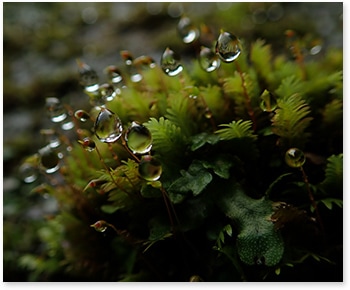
xmin=168 ymin=160 xmax=213 ymax=197
xmin=190 ymin=132 xmax=220 ymax=151
xmin=101 ymin=204 xmax=123 ymax=214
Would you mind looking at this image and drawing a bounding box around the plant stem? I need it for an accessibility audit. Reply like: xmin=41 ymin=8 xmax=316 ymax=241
xmin=300 ymin=166 xmax=325 ymax=233
xmin=234 ymin=62 xmax=257 ymax=131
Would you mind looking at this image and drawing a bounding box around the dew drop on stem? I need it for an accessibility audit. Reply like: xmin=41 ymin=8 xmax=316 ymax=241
xmin=160 ymin=47 xmax=183 ymax=76
xmin=199 ymin=46 xmax=220 ymax=72
xmin=285 ymin=148 xmax=306 ymax=168
xmin=177 ymin=16 xmax=199 ymax=44
xmin=125 ymin=121 xmax=153 ymax=154
xmin=38 ymin=145 xmax=60 ymax=174
xmin=138 ymin=155 xmax=162 ymax=181
xmin=215 ymin=31 xmax=241 ymax=62
xmin=94 ymin=107 xmax=123 ymax=143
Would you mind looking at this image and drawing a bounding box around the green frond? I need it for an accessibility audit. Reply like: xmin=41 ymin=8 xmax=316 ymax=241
xmin=215 ymin=120 xmax=257 ymax=140
xmin=223 ymin=71 xmax=260 ymax=117
xmin=271 ymin=93 xmax=313 ymax=148
xmin=250 ymin=39 xmax=273 ymax=83
xmin=144 ymin=117 xmax=187 ymax=158
xmin=321 ymin=154 xmax=343 ymax=194
xmin=165 ymin=91 xmax=197 ymax=137
xmin=322 ymin=99 xmax=343 ymax=125
xmin=275 ymin=75 xmax=304 ymax=100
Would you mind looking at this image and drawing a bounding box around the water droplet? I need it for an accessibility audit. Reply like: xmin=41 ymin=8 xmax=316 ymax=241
xmin=90 ymin=220 xmax=108 ymax=233
xmin=77 ymin=59 xmax=99 ymax=91
xmin=260 ymin=89 xmax=277 ymax=112
xmin=104 ymin=65 xmax=123 ymax=85
xmin=285 ymin=148 xmax=306 ymax=168
xmin=74 ymin=109 xmax=91 ymax=122
xmin=138 ymin=155 xmax=162 ymax=181
xmin=38 ymin=146 xmax=60 ymax=174
xmin=215 ymin=31 xmax=241 ymax=63
xmin=120 ymin=50 xmax=134 ymax=66
xmin=94 ymin=107 xmax=123 ymax=143
xmin=160 ymin=47 xmax=183 ymax=76
xmin=61 ymin=120 xmax=75 ymax=131
xmin=177 ymin=16 xmax=199 ymax=44
xmin=204 ymin=108 xmax=213 ymax=119
xmin=184 ymin=86 xmax=200 ymax=99
xmin=125 ymin=122 xmax=153 ymax=154
xmin=19 ymin=162 xmax=39 ymax=183
xmin=130 ymin=71 xmax=143 ymax=83
xmin=199 ymin=46 xmax=220 ymax=72
xmin=99 ymin=83 xmax=116 ymax=102
xmin=78 ymin=137 xmax=96 ymax=152
xmin=46 ymin=97 xmax=67 ymax=123
xmin=133 ymin=55 xmax=157 ymax=69
xmin=40 ymin=129 xmax=61 ymax=149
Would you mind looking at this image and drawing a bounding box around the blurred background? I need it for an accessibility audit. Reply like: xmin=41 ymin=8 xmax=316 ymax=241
xmin=3 ymin=2 xmax=343 ymax=281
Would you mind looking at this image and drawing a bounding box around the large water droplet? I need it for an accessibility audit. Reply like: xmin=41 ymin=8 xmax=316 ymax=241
xmin=78 ymin=137 xmax=96 ymax=152
xmin=160 ymin=47 xmax=183 ymax=76
xmin=125 ymin=122 xmax=153 ymax=154
xmin=99 ymin=83 xmax=116 ymax=102
xmin=285 ymin=148 xmax=306 ymax=168
xmin=215 ymin=31 xmax=241 ymax=62
xmin=38 ymin=146 xmax=60 ymax=174
xmin=77 ymin=59 xmax=99 ymax=91
xmin=46 ymin=97 xmax=67 ymax=123
xmin=199 ymin=46 xmax=220 ymax=72
xmin=90 ymin=220 xmax=108 ymax=233
xmin=138 ymin=155 xmax=162 ymax=181
xmin=260 ymin=89 xmax=277 ymax=112
xmin=94 ymin=107 xmax=123 ymax=143
xmin=178 ymin=16 xmax=199 ymax=44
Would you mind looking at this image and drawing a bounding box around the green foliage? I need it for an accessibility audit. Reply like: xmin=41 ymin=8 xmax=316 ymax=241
xmin=217 ymin=182 xmax=284 ymax=266
xmin=271 ymin=93 xmax=313 ymax=148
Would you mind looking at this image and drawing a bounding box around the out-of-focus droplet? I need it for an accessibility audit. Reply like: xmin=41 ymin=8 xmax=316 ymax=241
xmin=90 ymin=220 xmax=108 ymax=233
xmin=40 ymin=129 xmax=61 ymax=149
xmin=260 ymin=89 xmax=277 ymax=112
xmin=184 ymin=86 xmax=200 ymax=99
xmin=46 ymin=97 xmax=67 ymax=123
xmin=76 ymin=59 xmax=99 ymax=92
xmin=19 ymin=160 xmax=39 ymax=183
xmin=215 ymin=31 xmax=241 ymax=63
xmin=285 ymin=148 xmax=306 ymax=168
xmin=74 ymin=109 xmax=91 ymax=122
xmin=178 ymin=16 xmax=199 ymax=44
xmin=94 ymin=107 xmax=123 ymax=143
xmin=199 ymin=46 xmax=220 ymax=72
xmin=310 ymin=45 xmax=322 ymax=55
xmin=104 ymin=65 xmax=123 ymax=85
xmin=125 ymin=122 xmax=153 ymax=154
xmin=99 ymin=83 xmax=116 ymax=102
xmin=204 ymin=108 xmax=213 ymax=119
xmin=78 ymin=137 xmax=96 ymax=152
xmin=160 ymin=47 xmax=183 ymax=76
xmin=38 ymin=146 xmax=60 ymax=174
xmin=133 ymin=55 xmax=157 ymax=69
xmin=138 ymin=155 xmax=162 ymax=181
xmin=120 ymin=50 xmax=134 ymax=66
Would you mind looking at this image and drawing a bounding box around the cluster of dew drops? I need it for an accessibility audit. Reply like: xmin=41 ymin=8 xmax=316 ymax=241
xmin=18 ymin=15 xmax=267 ymax=188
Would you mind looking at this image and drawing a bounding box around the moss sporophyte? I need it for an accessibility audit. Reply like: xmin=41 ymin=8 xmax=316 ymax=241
xmin=19 ymin=15 xmax=342 ymax=282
